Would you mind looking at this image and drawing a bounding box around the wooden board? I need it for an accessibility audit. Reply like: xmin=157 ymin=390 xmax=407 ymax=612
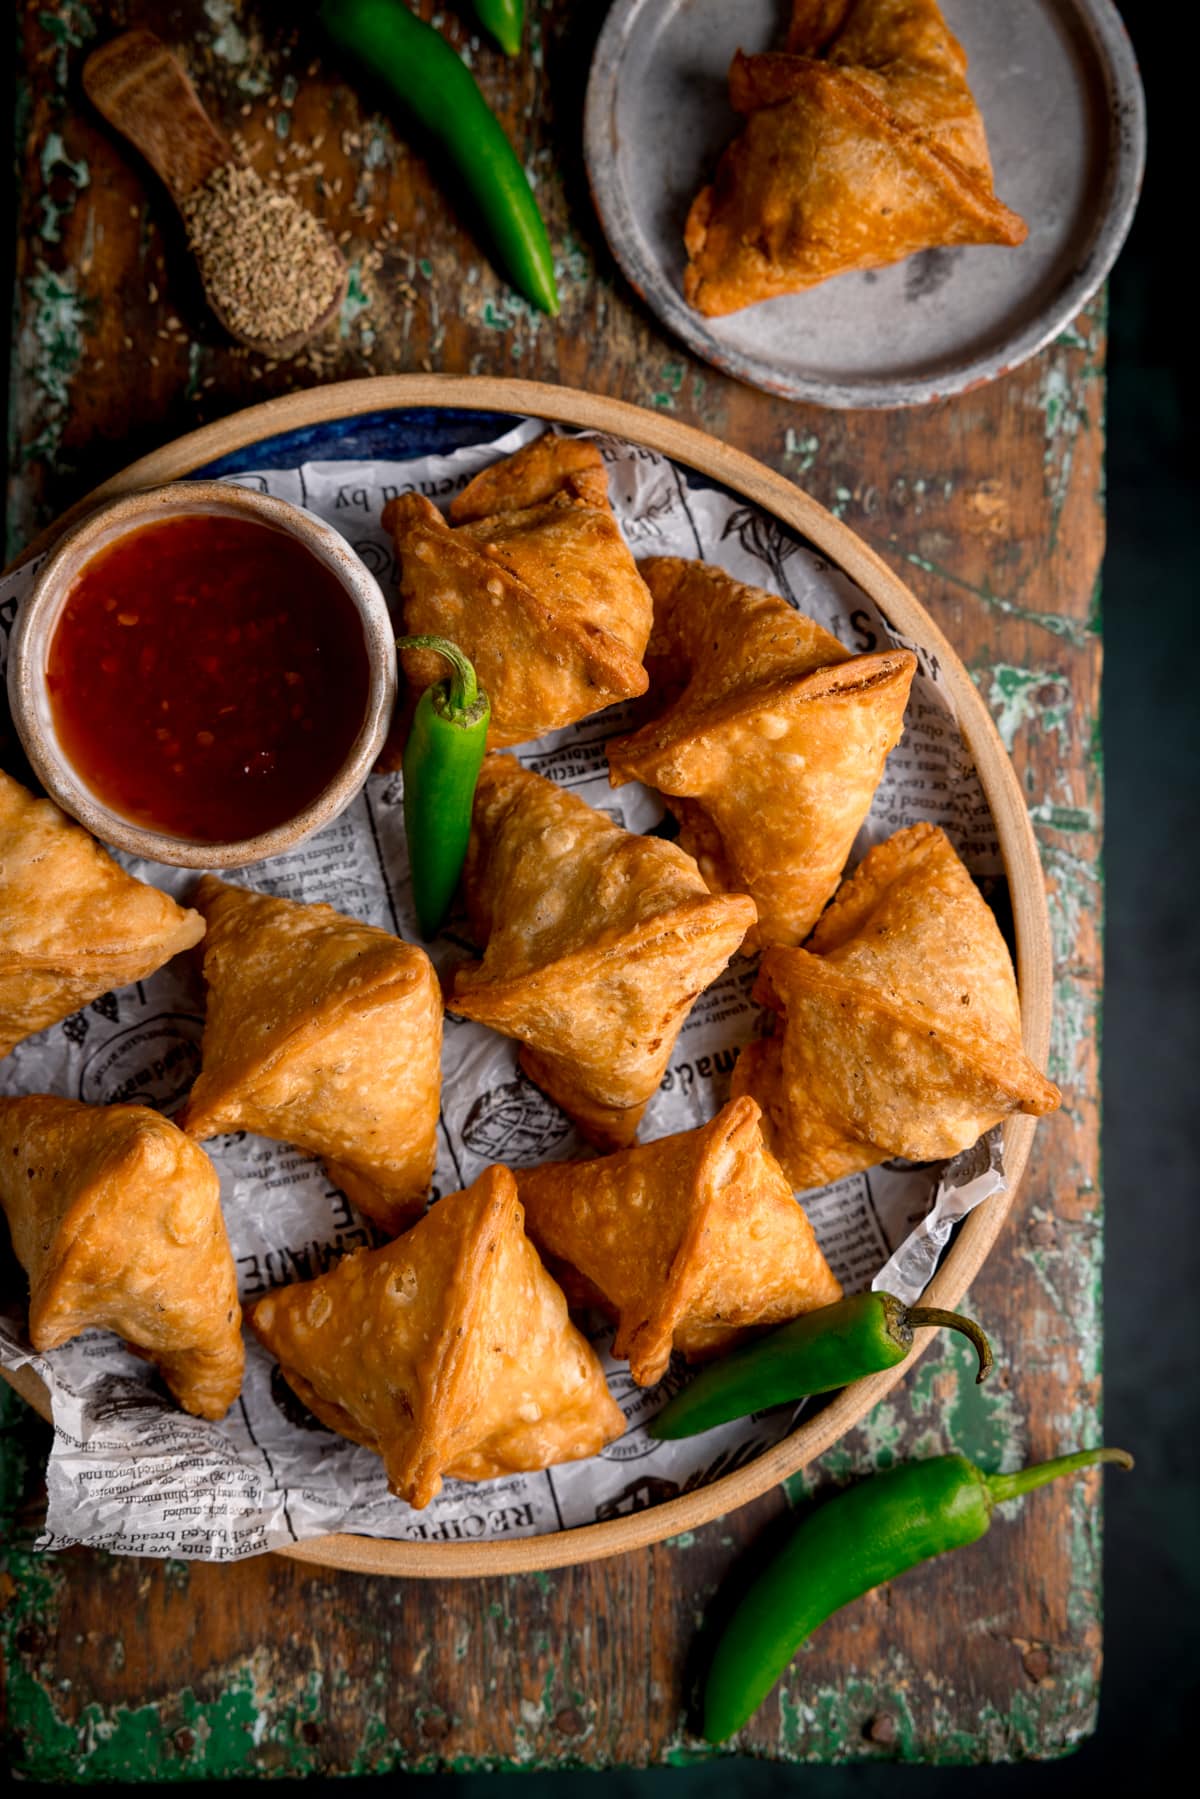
xmin=1 ymin=0 xmax=1105 ymax=1771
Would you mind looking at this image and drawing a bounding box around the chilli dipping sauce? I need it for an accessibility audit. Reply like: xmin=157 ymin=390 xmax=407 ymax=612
xmin=46 ymin=513 xmax=372 ymax=842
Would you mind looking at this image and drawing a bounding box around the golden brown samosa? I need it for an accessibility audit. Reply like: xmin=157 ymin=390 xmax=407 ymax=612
xmin=607 ymin=558 xmax=915 ymax=949
xmin=448 ymin=757 xmax=756 ymax=1151
xmin=684 ymin=0 xmax=1028 ymax=316
xmin=383 ymin=435 xmax=652 ymax=751
xmin=515 ymin=1097 xmax=842 ymax=1386
xmin=249 ymin=1164 xmax=624 ymax=1507
xmin=732 ymin=823 xmax=1061 ymax=1189
xmin=0 ymin=768 xmax=204 ymax=1058
xmin=0 ymin=1094 xmax=242 ymax=1418
xmin=450 ymin=431 xmax=612 ymax=515
xmin=179 ymin=877 xmax=441 ymax=1234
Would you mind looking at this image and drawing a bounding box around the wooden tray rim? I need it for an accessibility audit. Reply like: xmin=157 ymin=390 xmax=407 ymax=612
xmin=1 ymin=374 xmax=1053 ymax=1577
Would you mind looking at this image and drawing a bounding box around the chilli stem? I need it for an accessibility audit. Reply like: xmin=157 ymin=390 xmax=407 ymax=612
xmin=987 ymin=1446 xmax=1134 ymax=1505
xmin=906 ymin=1306 xmax=995 ymax=1384
xmin=396 ymin=634 xmax=481 ymax=717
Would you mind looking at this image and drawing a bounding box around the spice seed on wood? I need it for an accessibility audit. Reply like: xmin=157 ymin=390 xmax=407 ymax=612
xmin=181 ymin=163 xmax=344 ymax=347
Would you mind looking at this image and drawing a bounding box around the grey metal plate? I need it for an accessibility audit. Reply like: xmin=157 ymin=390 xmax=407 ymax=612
xmin=584 ymin=0 xmax=1145 ymax=408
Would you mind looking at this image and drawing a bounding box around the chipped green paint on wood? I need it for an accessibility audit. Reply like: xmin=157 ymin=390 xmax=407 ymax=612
xmin=651 ymin=360 xmax=686 ymax=410
xmin=1037 ymin=300 xmax=1106 ymax=549
xmin=38 ymin=132 xmax=90 ymax=243
xmin=904 ymin=551 xmax=1093 ymax=647
xmin=982 ymin=665 xmax=1073 ymax=754
xmin=337 ymin=260 xmax=372 ymax=342
xmin=18 ymin=263 xmax=89 ymax=471
xmin=36 ymin=1 xmax=96 ymax=84
xmin=1030 ymin=801 xmax=1096 ymax=833
xmin=1 ymin=1560 xmax=325 ymax=1781
xmin=783 ymin=428 xmax=820 ymax=475
xmin=204 ymin=0 xmax=252 ymax=74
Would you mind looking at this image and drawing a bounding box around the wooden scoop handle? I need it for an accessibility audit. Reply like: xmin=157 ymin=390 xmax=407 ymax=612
xmin=83 ymin=29 xmax=233 ymax=205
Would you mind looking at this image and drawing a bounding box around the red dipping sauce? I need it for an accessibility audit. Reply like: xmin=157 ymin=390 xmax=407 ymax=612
xmin=47 ymin=513 xmax=371 ymax=843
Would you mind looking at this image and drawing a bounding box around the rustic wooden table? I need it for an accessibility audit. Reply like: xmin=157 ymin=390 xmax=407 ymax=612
xmin=1 ymin=1 xmax=1104 ymax=1774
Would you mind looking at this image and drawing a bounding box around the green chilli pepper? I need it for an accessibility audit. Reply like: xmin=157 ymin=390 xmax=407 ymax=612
xmin=650 ymin=1291 xmax=993 ymax=1441
xmin=395 ymin=635 xmax=490 ymax=939
xmin=703 ymin=1445 xmax=1133 ymax=1742
xmin=474 ymin=0 xmax=524 ymax=57
xmin=318 ymin=0 xmax=559 ymax=315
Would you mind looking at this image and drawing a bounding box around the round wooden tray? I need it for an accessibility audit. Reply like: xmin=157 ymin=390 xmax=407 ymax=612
xmin=2 ymin=375 xmax=1053 ymax=1576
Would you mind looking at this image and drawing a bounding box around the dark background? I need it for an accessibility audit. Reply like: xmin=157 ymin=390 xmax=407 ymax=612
xmin=3 ymin=2 xmax=1196 ymax=1790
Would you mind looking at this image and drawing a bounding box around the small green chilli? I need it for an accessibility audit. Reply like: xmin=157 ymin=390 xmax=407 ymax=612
xmin=318 ymin=0 xmax=559 ymax=315
xmin=650 ymin=1290 xmax=994 ymax=1440
xmin=474 ymin=0 xmax=524 ymax=57
xmin=703 ymin=1445 xmax=1134 ymax=1742
xmin=395 ymin=635 xmax=490 ymax=939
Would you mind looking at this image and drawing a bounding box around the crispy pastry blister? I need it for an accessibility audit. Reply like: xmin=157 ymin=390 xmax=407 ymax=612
xmin=249 ymin=1165 xmax=625 ymax=1508
xmin=384 ymin=435 xmax=652 ymax=750
xmin=448 ymin=756 xmax=756 ymax=1150
xmin=733 ymin=822 xmax=1061 ymax=1189
xmin=180 ymin=876 xmax=442 ymax=1234
xmin=609 ymin=557 xmax=916 ymax=948
xmin=684 ymin=0 xmax=1027 ymax=316
xmin=0 ymin=1095 xmax=242 ymax=1419
xmin=0 ymin=769 xmax=204 ymax=1058
xmin=516 ymin=1097 xmax=843 ymax=1387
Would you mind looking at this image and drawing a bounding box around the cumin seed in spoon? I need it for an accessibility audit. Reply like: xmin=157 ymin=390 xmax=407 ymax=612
xmin=84 ymin=29 xmax=347 ymax=361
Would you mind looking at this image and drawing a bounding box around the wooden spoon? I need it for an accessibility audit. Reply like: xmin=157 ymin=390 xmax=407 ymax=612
xmin=83 ymin=30 xmax=348 ymax=360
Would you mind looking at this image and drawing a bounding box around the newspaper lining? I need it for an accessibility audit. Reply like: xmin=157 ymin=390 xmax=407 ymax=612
xmin=0 ymin=420 xmax=1007 ymax=1560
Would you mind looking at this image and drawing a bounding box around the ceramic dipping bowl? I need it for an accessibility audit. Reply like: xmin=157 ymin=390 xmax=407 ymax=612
xmin=7 ymin=480 xmax=397 ymax=869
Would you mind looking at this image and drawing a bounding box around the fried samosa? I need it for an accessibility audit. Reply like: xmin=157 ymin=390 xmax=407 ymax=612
xmin=249 ymin=1164 xmax=624 ymax=1507
xmin=515 ymin=1096 xmax=842 ymax=1386
xmin=448 ymin=757 xmax=756 ymax=1150
xmin=0 ymin=1095 xmax=242 ymax=1418
xmin=732 ymin=823 xmax=1061 ymax=1189
xmin=383 ymin=435 xmax=652 ymax=751
xmin=179 ymin=877 xmax=441 ymax=1234
xmin=684 ymin=0 xmax=1028 ymax=316
xmin=607 ymin=558 xmax=915 ymax=949
xmin=0 ymin=768 xmax=205 ymax=1058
